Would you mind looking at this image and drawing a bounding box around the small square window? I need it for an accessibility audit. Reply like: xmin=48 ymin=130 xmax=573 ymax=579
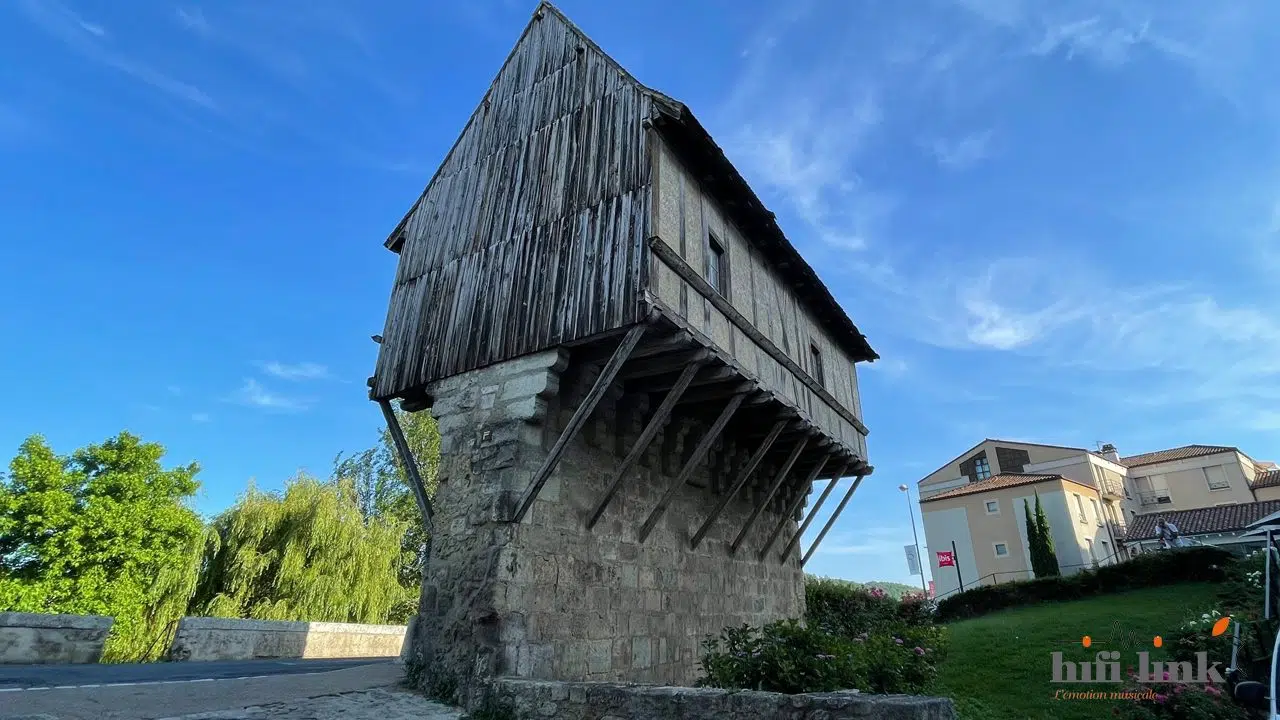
xmin=994 ymin=543 xmax=1009 ymax=557
xmin=985 ymin=500 xmax=999 ymax=515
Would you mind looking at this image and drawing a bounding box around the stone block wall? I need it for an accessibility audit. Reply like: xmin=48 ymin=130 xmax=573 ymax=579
xmin=487 ymin=679 xmax=957 ymax=720
xmin=0 ymin=612 xmax=114 ymax=664
xmin=416 ymin=349 xmax=808 ymax=698
xmin=167 ymin=617 xmax=407 ymax=661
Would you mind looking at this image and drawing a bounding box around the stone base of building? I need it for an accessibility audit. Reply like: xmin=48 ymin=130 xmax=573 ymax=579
xmin=480 ymin=679 xmax=957 ymax=720
xmin=413 ymin=349 xmax=811 ymax=700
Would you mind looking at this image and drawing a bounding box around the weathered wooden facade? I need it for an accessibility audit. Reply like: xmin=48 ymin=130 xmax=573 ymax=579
xmin=373 ymin=2 xmax=880 ymax=694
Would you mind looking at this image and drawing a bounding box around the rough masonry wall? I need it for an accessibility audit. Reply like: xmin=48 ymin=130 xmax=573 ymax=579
xmin=416 ymin=350 xmax=807 ymax=698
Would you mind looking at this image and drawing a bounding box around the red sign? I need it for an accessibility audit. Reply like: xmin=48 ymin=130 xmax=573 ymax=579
xmin=937 ymin=551 xmax=956 ymax=567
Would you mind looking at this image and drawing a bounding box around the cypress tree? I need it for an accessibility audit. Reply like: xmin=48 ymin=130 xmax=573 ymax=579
xmin=1023 ymin=498 xmax=1044 ymax=576
xmin=1033 ymin=493 xmax=1061 ymax=577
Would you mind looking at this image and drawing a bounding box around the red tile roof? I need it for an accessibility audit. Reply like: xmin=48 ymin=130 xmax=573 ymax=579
xmin=921 ymin=473 xmax=1089 ymax=503
xmin=1118 ymin=445 xmax=1236 ymax=469
xmin=1127 ymin=500 xmax=1280 ymax=541
xmin=1253 ymin=469 xmax=1280 ymax=490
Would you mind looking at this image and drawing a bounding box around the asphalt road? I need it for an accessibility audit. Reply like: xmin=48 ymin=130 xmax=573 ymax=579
xmin=0 ymin=659 xmax=407 ymax=720
xmin=0 ymin=657 xmax=388 ymax=690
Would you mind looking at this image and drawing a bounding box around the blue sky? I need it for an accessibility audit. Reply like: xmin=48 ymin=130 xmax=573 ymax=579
xmin=2 ymin=0 xmax=1279 ymax=588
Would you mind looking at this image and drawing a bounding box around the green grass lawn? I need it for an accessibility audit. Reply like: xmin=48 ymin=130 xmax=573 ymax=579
xmin=933 ymin=583 xmax=1224 ymax=720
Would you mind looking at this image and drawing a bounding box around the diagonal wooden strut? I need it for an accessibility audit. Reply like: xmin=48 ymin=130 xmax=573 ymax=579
xmin=778 ymin=464 xmax=844 ymax=561
xmin=688 ymin=419 xmax=787 ymax=550
xmin=758 ymin=457 xmax=844 ymax=561
xmin=637 ymin=392 xmax=747 ymax=543
xmin=801 ymin=470 xmax=869 ymax=567
xmin=586 ymin=360 xmax=706 ymax=531
xmin=510 ymin=323 xmax=648 ymax=524
xmin=379 ymin=399 xmax=434 ymax=525
xmin=730 ymin=436 xmax=809 ymax=554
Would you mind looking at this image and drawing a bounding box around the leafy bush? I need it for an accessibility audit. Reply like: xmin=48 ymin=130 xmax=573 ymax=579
xmin=806 ymin=576 xmax=935 ymax=638
xmin=936 ymin=547 xmax=1234 ymax=622
xmin=697 ymin=619 xmax=946 ymax=695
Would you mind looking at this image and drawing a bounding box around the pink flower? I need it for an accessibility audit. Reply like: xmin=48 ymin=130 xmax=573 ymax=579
xmin=1154 ymin=694 xmax=1168 ymax=704
xmin=1205 ymin=685 xmax=1220 ymax=697
xmin=913 ymin=647 xmax=925 ymax=656
xmin=894 ymin=638 xmax=904 ymax=645
xmin=1161 ymin=671 xmax=1170 ymax=681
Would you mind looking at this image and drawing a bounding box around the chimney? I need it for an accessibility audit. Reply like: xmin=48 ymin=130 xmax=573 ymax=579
xmin=1099 ymin=443 xmax=1119 ymax=463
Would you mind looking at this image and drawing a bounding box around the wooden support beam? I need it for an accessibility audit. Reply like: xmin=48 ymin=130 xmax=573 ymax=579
xmin=634 ymin=366 xmax=736 ymax=393
xmin=638 ymin=392 xmax=747 ymax=543
xmin=801 ymin=471 xmax=868 ymax=567
xmin=576 ymin=330 xmax=694 ymax=365
xmin=730 ymin=436 xmax=810 ymax=554
xmin=379 ymin=399 xmax=434 ymax=525
xmin=586 ymin=360 xmax=705 ymax=530
xmin=673 ymin=381 xmax=756 ymax=406
xmin=758 ymin=458 xmax=844 ymax=561
xmin=779 ymin=465 xmax=849 ymax=562
xmin=689 ymin=420 xmax=788 ymax=550
xmin=620 ymin=349 xmax=711 ymax=380
xmin=510 ymin=324 xmax=648 ymax=524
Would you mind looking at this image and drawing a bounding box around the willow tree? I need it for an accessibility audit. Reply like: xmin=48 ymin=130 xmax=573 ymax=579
xmin=190 ymin=475 xmax=412 ymax=624
xmin=332 ymin=403 xmax=440 ymax=587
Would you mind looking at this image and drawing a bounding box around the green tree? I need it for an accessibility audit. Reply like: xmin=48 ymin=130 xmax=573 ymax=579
xmin=1030 ymin=493 xmax=1060 ymax=577
xmin=1023 ymin=499 xmax=1044 ymax=576
xmin=331 ymin=403 xmax=439 ymax=588
xmin=190 ymin=474 xmax=412 ymax=624
xmin=0 ymin=433 xmax=205 ymax=661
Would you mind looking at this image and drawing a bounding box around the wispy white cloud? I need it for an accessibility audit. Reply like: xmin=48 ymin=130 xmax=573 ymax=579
xmin=16 ymin=0 xmax=217 ymax=110
xmin=924 ymin=130 xmax=994 ymax=170
xmin=815 ymin=526 xmax=909 ymax=557
xmin=261 ymin=361 xmax=331 ymax=382
xmin=230 ymin=378 xmax=311 ymax=412
xmin=174 ymin=7 xmax=211 ymax=37
xmin=191 ymin=412 xmax=212 ymax=423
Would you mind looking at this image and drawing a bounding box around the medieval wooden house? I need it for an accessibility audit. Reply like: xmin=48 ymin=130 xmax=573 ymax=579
xmin=369 ymin=1 xmax=879 ymax=693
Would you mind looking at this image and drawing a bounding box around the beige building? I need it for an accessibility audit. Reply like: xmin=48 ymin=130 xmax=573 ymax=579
xmin=918 ymin=440 xmax=1274 ymax=598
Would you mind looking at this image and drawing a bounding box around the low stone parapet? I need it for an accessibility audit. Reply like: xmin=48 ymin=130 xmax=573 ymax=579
xmin=167 ymin=617 xmax=408 ymax=662
xmin=486 ymin=678 xmax=956 ymax=719
xmin=0 ymin=612 xmax=115 ymax=664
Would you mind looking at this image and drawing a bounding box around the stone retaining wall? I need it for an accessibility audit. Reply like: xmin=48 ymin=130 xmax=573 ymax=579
xmin=0 ymin=612 xmax=114 ymax=664
xmin=486 ymin=679 xmax=957 ymax=720
xmin=167 ymin=617 xmax=407 ymax=662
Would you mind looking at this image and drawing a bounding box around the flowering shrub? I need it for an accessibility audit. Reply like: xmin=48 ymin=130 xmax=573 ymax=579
xmin=1111 ymin=672 xmax=1249 ymax=720
xmin=805 ymin=577 xmax=934 ymax=638
xmin=696 ymin=619 xmax=946 ymax=695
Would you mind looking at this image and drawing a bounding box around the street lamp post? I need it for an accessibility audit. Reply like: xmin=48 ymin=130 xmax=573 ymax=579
xmin=900 ymin=484 xmax=929 ymax=596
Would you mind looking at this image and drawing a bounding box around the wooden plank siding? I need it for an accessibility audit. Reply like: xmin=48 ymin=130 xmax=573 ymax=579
xmin=649 ymin=138 xmax=868 ymax=459
xmin=373 ymin=10 xmax=652 ymax=399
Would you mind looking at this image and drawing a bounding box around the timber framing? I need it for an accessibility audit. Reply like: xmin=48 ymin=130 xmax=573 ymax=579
xmin=801 ymin=469 xmax=872 ymax=567
xmin=759 ymin=459 xmax=845 ymax=561
xmin=379 ymin=399 xmax=435 ymax=525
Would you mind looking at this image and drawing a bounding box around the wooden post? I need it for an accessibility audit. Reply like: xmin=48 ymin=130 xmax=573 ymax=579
xmin=689 ymin=419 xmax=786 ymax=550
xmin=638 ymin=392 xmax=747 ymax=543
xmin=777 ymin=465 xmax=843 ymax=561
xmin=379 ymin=399 xmax=434 ymax=524
xmin=758 ymin=459 xmax=845 ymax=561
xmin=729 ymin=436 xmax=809 ymax=554
xmin=586 ymin=361 xmax=705 ymax=530
xmin=801 ymin=471 xmax=867 ymax=566
xmin=510 ymin=323 xmax=647 ymax=524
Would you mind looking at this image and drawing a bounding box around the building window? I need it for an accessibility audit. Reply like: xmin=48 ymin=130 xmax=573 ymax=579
xmin=1100 ymin=539 xmax=1110 ymax=561
xmin=809 ymin=342 xmax=825 ymax=387
xmin=1089 ymin=498 xmax=1102 ymax=526
xmin=1074 ymin=494 xmax=1087 ymax=523
xmin=1205 ymin=466 xmax=1230 ymax=491
xmin=993 ymin=542 xmax=1009 ymax=557
xmin=1085 ymin=538 xmax=1097 ymax=565
xmin=985 ymin=500 xmax=999 ymax=515
xmin=995 ymin=446 xmax=1031 ymax=474
xmin=973 ymin=457 xmax=991 ymax=481
xmin=706 ymin=233 xmax=727 ymax=296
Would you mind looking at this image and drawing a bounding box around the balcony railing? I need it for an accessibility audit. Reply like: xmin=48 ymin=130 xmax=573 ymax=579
xmin=1138 ymin=490 xmax=1172 ymax=506
xmin=1107 ymin=520 xmax=1127 ymax=541
xmin=1097 ymin=476 xmax=1125 ymax=498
